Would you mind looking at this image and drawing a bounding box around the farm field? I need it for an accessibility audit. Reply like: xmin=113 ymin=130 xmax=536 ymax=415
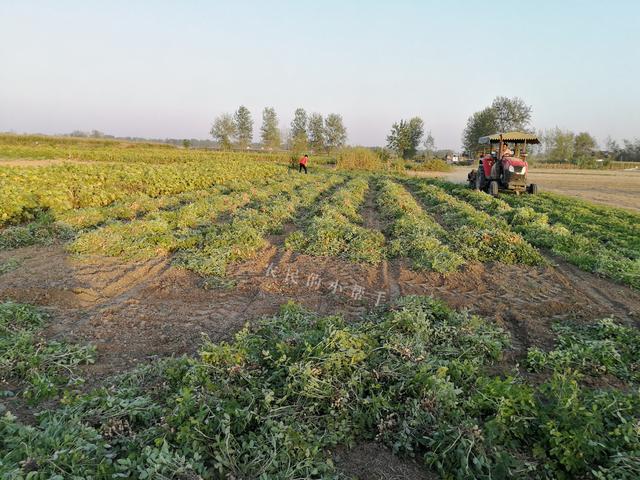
xmin=1 ymin=140 xmax=640 ymax=479
xmin=416 ymin=166 xmax=640 ymax=211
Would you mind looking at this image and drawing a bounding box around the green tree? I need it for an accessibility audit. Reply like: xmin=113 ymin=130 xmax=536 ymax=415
xmin=491 ymin=96 xmax=532 ymax=132
xmin=234 ymin=105 xmax=254 ymax=149
xmin=387 ymin=117 xmax=424 ymax=159
xmin=307 ymin=113 xmax=326 ymax=152
xmin=290 ymin=108 xmax=308 ymax=152
xmin=543 ymin=127 xmax=575 ymax=163
xmin=462 ymin=97 xmax=532 ymax=155
xmin=423 ymin=131 xmax=436 ymax=159
xmin=210 ymin=113 xmax=237 ymax=150
xmin=324 ymin=113 xmax=347 ymax=151
xmin=461 ymin=107 xmax=498 ymax=155
xmin=260 ymin=107 xmax=281 ymax=150
xmin=182 ymin=139 xmax=191 ymax=149
xmin=574 ymin=132 xmax=597 ymax=159
xmin=619 ymin=139 xmax=640 ymax=162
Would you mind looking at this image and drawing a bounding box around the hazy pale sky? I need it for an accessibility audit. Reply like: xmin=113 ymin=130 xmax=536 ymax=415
xmin=1 ymin=0 xmax=639 ymax=149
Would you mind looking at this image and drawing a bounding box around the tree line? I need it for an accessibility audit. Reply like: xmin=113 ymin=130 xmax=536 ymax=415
xmin=606 ymin=138 xmax=640 ymax=163
xmin=460 ymin=96 xmax=601 ymax=166
xmin=537 ymin=130 xmax=640 ymax=165
xmin=461 ymin=96 xmax=640 ymax=165
xmin=537 ymin=128 xmax=599 ymax=166
xmin=210 ymin=107 xmax=347 ymax=153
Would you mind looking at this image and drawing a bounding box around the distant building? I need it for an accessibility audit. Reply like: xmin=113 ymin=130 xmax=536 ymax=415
xmin=443 ymin=152 xmax=460 ymax=164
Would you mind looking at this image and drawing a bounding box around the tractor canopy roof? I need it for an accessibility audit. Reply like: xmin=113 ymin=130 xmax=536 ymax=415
xmin=478 ymin=131 xmax=540 ymax=145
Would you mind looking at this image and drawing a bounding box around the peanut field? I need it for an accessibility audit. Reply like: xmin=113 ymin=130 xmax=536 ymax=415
xmin=1 ymin=138 xmax=639 ymax=479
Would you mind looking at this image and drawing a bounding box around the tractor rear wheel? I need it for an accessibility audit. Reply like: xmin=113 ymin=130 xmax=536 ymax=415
xmin=489 ymin=180 xmax=499 ymax=197
xmin=528 ymin=183 xmax=538 ymax=195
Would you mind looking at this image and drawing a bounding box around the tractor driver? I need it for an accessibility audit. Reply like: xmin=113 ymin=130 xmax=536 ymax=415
xmin=502 ymin=143 xmax=514 ymax=158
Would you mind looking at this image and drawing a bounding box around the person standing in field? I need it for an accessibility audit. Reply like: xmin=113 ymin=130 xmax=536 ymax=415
xmin=299 ymin=154 xmax=308 ymax=174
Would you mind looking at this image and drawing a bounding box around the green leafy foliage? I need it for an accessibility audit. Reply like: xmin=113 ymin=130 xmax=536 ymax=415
xmin=375 ymin=177 xmax=464 ymax=272
xmin=0 ymin=358 xmax=199 ymax=479
xmin=534 ymin=371 xmax=640 ymax=476
xmin=1 ymin=298 xmax=639 ymax=478
xmin=0 ymin=157 xmax=283 ymax=226
xmin=0 ymin=133 xmax=292 ymax=164
xmin=386 ymin=117 xmax=424 ymax=159
xmin=68 ymin=187 xmax=251 ymax=259
xmin=67 ymin=175 xmax=325 ymax=263
xmin=0 ymin=211 xmax=74 ymax=249
xmin=0 ymin=258 xmax=20 ymax=275
xmin=285 ymin=176 xmax=386 ymax=264
xmin=527 ymin=318 xmax=640 ymax=382
xmin=178 ymin=173 xmax=343 ymax=276
xmin=437 ymin=180 xmax=640 ymax=289
xmin=504 ymin=191 xmax=640 ymax=259
xmin=0 ymin=302 xmax=95 ymax=403
xmin=408 ymin=180 xmax=545 ymax=266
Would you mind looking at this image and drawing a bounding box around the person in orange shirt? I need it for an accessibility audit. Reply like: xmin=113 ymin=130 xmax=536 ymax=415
xmin=299 ymin=154 xmax=308 ymax=174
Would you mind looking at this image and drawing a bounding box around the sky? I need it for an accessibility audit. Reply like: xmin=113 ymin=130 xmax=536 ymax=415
xmin=1 ymin=0 xmax=639 ymax=150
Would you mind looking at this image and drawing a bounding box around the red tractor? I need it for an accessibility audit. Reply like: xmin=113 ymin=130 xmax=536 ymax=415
xmin=467 ymin=132 xmax=539 ymax=196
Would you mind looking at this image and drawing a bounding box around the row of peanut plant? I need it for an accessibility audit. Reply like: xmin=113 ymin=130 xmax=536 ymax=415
xmin=1 ymin=188 xmax=214 ymax=250
xmin=68 ymin=174 xmax=324 ymax=261
xmin=3 ymin=297 xmax=639 ymax=479
xmin=434 ymin=180 xmax=639 ymax=289
xmin=406 ymin=179 xmax=545 ymax=266
xmin=285 ymin=176 xmax=386 ymax=264
xmin=374 ymin=177 xmax=464 ymax=272
xmin=69 ymin=186 xmax=254 ymax=259
xmin=0 ymin=158 xmax=283 ymax=226
xmin=176 ymin=173 xmax=345 ymax=277
xmin=0 ymin=133 xmax=292 ymax=164
xmin=502 ymin=190 xmax=640 ymax=260
xmin=0 ymin=175 xmax=282 ymax=250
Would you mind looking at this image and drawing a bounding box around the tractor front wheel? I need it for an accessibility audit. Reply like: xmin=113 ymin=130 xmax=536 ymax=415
xmin=489 ymin=180 xmax=499 ymax=197
xmin=528 ymin=183 xmax=538 ymax=194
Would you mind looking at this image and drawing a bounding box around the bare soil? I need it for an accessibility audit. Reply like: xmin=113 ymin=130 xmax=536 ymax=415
xmin=410 ymin=166 xmax=640 ymax=211
xmin=1 ymin=242 xmax=638 ymax=381
xmin=334 ymin=442 xmax=438 ymax=480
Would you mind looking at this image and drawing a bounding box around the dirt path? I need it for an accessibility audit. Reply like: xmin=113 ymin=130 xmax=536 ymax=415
xmin=409 ymin=166 xmax=640 ymax=211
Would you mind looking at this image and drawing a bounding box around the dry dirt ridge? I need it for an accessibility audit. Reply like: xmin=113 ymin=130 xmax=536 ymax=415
xmin=1 ymin=240 xmax=638 ymax=382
